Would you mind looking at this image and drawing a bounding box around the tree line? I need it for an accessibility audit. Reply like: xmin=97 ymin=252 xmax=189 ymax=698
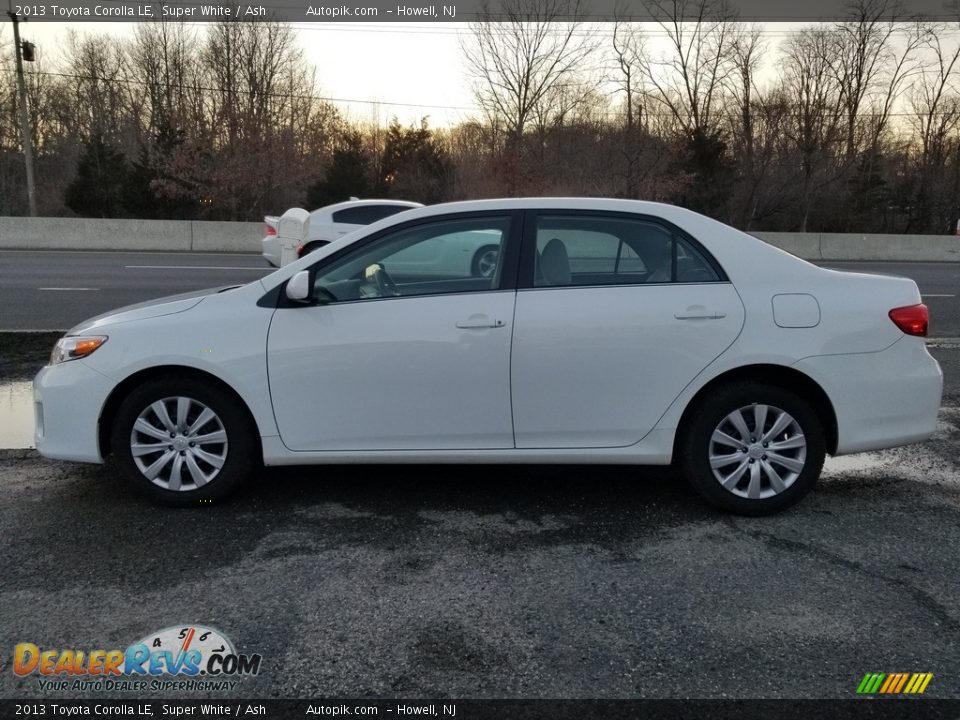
xmin=2 ymin=0 xmax=960 ymax=234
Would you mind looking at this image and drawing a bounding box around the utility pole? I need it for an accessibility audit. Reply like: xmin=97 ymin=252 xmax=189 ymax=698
xmin=7 ymin=7 xmax=37 ymax=216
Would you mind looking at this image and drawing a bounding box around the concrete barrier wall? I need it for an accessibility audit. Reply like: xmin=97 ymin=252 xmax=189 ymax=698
xmin=1 ymin=216 xmax=959 ymax=261
xmin=0 ymin=217 xmax=262 ymax=253
xmin=753 ymin=231 xmax=960 ymax=262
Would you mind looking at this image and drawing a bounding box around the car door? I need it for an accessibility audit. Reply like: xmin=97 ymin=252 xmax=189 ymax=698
xmin=267 ymin=212 xmax=520 ymax=452
xmin=510 ymin=211 xmax=745 ymax=449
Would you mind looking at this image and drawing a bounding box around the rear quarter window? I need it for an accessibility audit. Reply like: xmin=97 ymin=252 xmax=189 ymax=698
xmin=331 ymin=205 xmax=413 ymax=225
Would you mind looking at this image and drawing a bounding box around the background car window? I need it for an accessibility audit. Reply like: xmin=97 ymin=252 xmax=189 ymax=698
xmin=534 ymin=215 xmax=720 ymax=287
xmin=331 ymin=205 xmax=413 ymax=225
xmin=311 ymin=217 xmax=510 ymax=303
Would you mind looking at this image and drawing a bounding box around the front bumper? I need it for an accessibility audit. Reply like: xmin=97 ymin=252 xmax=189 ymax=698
xmin=34 ymin=360 xmax=115 ymax=463
xmin=794 ymin=337 xmax=943 ymax=455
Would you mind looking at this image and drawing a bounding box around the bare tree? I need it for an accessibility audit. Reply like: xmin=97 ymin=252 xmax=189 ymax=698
xmin=160 ymin=20 xmax=337 ymax=218
xmin=62 ymin=31 xmax=137 ymax=147
xmin=638 ymin=0 xmax=736 ymax=137
xmin=129 ymin=22 xmax=199 ymax=137
xmin=723 ymin=24 xmax=766 ymax=225
xmin=830 ymin=0 xmax=905 ymax=160
xmin=780 ymin=28 xmax=844 ymax=232
xmin=906 ymin=23 xmax=960 ymax=231
xmin=462 ymin=0 xmax=597 ymax=150
xmin=611 ymin=8 xmax=652 ymax=197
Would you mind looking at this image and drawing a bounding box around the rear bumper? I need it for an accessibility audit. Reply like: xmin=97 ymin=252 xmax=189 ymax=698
xmin=794 ymin=337 xmax=943 ymax=455
xmin=261 ymin=236 xmax=280 ymax=267
xmin=33 ymin=360 xmax=114 ymax=463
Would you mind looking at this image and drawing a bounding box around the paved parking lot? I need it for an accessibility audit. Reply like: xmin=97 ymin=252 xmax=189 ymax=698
xmin=1 ymin=343 xmax=957 ymax=700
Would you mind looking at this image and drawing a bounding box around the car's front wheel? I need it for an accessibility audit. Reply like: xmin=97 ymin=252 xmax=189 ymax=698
xmin=110 ymin=376 xmax=257 ymax=506
xmin=679 ymin=383 xmax=825 ymax=515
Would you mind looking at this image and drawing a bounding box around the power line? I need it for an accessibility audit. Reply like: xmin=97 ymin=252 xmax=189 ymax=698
xmin=17 ymin=69 xmax=960 ymax=122
xmin=21 ymin=69 xmax=480 ymax=112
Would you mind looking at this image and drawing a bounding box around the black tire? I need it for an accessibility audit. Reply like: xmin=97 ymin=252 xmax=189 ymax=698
xmin=678 ymin=382 xmax=825 ymax=516
xmin=301 ymin=241 xmax=329 ymax=257
xmin=110 ymin=375 xmax=258 ymax=507
xmin=470 ymin=244 xmax=500 ymax=278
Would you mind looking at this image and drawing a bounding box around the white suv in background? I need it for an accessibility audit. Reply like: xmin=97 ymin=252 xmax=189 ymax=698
xmin=262 ymin=199 xmax=422 ymax=267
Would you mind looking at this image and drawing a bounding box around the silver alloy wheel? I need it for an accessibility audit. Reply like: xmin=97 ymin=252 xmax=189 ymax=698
xmin=708 ymin=403 xmax=807 ymax=500
xmin=129 ymin=396 xmax=228 ymax=491
xmin=477 ymin=248 xmax=499 ymax=278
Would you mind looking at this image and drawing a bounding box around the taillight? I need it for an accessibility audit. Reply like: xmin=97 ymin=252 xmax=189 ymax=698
xmin=889 ymin=304 xmax=928 ymax=337
xmin=265 ymin=225 xmax=277 ymax=236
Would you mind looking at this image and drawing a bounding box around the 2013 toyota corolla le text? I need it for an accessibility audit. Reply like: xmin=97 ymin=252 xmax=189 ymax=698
xmin=33 ymin=198 xmax=944 ymax=515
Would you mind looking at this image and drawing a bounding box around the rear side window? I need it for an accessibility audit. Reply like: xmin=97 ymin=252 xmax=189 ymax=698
xmin=534 ymin=214 xmax=722 ymax=288
xmin=331 ymin=205 xmax=412 ymax=225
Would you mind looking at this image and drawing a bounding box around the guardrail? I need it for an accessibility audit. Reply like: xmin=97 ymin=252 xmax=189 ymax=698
xmin=0 ymin=217 xmax=958 ymax=262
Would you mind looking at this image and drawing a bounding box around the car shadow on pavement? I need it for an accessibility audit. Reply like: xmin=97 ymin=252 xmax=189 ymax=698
xmin=241 ymin=462 xmax=707 ymax=521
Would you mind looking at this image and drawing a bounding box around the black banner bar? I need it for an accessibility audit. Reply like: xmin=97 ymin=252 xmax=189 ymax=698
xmin=3 ymin=699 xmax=960 ymax=720
xmin=6 ymin=0 xmax=959 ymax=23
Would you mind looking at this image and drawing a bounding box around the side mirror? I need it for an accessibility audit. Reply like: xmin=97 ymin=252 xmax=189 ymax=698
xmin=285 ymin=271 xmax=311 ymax=303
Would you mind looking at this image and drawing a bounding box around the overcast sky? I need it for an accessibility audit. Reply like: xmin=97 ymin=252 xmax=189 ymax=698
xmin=2 ymin=21 xmax=480 ymax=126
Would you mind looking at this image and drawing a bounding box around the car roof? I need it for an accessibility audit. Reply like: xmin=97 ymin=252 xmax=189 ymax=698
xmin=311 ymin=199 xmax=423 ymax=214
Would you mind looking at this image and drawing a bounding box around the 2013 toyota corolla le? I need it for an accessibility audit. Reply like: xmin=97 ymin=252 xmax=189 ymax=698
xmin=34 ymin=199 xmax=943 ymax=514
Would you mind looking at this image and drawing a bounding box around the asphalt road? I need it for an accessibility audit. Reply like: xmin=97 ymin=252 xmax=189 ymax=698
xmin=0 ymin=341 xmax=957 ymax=700
xmin=0 ymin=250 xmax=273 ymax=331
xmin=0 ymin=250 xmax=958 ymax=335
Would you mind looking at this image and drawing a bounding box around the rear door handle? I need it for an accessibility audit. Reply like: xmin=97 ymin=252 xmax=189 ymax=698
xmin=675 ymin=307 xmax=727 ymax=320
xmin=456 ymin=314 xmax=505 ymax=329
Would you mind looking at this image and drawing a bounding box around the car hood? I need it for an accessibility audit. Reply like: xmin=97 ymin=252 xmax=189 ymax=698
xmin=68 ymin=286 xmax=238 ymax=334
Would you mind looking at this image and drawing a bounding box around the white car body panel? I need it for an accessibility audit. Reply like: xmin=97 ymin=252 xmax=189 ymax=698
xmin=34 ymin=359 xmax=114 ymax=462
xmin=267 ymin=291 xmax=516 ymax=451
xmin=793 ymin=337 xmax=943 ymax=453
xmin=34 ymin=198 xmax=942 ymax=472
xmin=511 ymin=283 xmax=745 ymax=448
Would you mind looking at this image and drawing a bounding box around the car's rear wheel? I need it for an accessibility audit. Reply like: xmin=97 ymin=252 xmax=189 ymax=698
xmin=110 ymin=376 xmax=257 ymax=506
xmin=679 ymin=383 xmax=825 ymax=515
xmin=471 ymin=245 xmax=500 ymax=278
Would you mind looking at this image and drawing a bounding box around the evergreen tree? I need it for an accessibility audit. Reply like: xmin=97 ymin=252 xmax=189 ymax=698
xmin=65 ymin=135 xmax=130 ymax=218
xmin=123 ymin=123 xmax=197 ymax=219
xmin=306 ymin=131 xmax=375 ymax=208
xmin=380 ymin=118 xmax=452 ymax=204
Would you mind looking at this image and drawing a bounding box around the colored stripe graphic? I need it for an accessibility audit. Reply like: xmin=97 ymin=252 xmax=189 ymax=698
xmin=857 ymin=673 xmax=886 ymax=694
xmin=879 ymin=674 xmax=897 ymax=693
xmin=857 ymin=672 xmax=932 ymax=694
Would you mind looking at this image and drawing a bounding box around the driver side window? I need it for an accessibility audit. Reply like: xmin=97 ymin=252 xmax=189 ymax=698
xmin=310 ymin=216 xmax=510 ymax=303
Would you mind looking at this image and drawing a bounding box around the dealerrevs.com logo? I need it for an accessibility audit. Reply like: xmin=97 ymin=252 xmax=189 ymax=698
xmin=13 ymin=625 xmax=262 ymax=692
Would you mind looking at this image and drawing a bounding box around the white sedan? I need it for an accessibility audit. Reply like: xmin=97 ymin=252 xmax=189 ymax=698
xmin=261 ymin=199 xmax=422 ymax=267
xmin=34 ymin=198 xmax=943 ymax=515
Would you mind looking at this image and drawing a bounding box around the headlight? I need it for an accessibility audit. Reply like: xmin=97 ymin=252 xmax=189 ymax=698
xmin=49 ymin=336 xmax=108 ymax=366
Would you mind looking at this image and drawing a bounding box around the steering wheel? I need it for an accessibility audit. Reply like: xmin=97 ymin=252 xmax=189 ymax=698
xmin=365 ymin=263 xmax=401 ymax=297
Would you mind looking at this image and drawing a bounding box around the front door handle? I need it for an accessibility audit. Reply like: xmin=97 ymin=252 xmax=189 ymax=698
xmin=456 ymin=314 xmax=505 ymax=329
xmin=675 ymin=306 xmax=727 ymax=320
